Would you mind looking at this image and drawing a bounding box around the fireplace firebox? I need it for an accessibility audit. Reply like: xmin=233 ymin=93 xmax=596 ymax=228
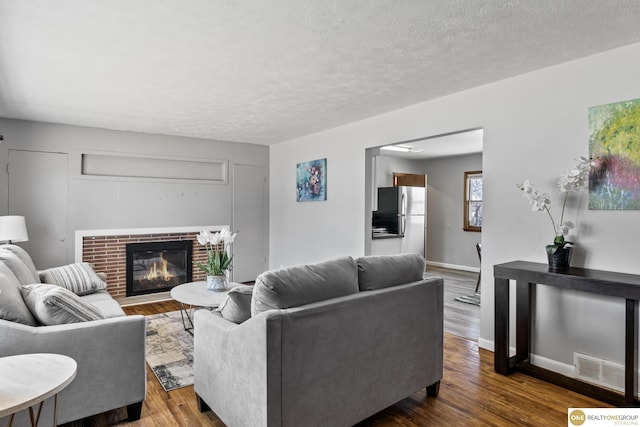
xmin=126 ymin=240 xmax=192 ymax=297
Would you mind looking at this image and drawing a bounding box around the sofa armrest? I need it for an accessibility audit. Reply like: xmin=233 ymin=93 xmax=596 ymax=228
xmin=0 ymin=315 xmax=146 ymax=423
xmin=194 ymin=309 xmax=283 ymax=427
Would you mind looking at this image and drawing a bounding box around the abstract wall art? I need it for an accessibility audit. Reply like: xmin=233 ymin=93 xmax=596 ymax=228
xmin=296 ymin=158 xmax=326 ymax=202
xmin=589 ymin=97 xmax=640 ymax=210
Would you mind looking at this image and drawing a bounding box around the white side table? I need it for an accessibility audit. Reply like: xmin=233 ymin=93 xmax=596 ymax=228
xmin=0 ymin=353 xmax=77 ymax=427
xmin=170 ymin=281 xmax=238 ymax=334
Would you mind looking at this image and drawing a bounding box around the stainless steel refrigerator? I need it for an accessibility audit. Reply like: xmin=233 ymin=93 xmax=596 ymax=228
xmin=373 ymin=186 xmax=426 ymax=256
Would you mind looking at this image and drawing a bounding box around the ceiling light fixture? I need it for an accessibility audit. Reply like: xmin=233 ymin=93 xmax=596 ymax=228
xmin=380 ymin=145 xmax=424 ymax=154
xmin=380 ymin=145 xmax=412 ymax=152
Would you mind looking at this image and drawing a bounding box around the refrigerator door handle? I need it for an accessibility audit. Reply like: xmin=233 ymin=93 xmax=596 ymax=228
xmin=400 ymin=191 xmax=407 ymax=235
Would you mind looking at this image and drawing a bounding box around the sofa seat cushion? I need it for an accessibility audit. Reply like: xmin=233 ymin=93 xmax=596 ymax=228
xmin=251 ymin=256 xmax=359 ymax=316
xmin=20 ymin=283 xmax=105 ymax=325
xmin=0 ymin=245 xmax=40 ymax=284
xmin=40 ymin=262 xmax=107 ymax=295
xmin=80 ymin=291 xmax=125 ymax=318
xmin=0 ymin=262 xmax=37 ymax=325
xmin=214 ymin=285 xmax=253 ymax=323
xmin=357 ymin=254 xmax=426 ymax=291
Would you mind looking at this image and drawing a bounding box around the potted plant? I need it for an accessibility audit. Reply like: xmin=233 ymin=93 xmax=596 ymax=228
xmin=194 ymin=229 xmax=237 ymax=291
xmin=516 ymin=156 xmax=592 ymax=271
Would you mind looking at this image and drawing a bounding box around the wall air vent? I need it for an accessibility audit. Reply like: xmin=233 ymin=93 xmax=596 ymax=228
xmin=574 ymin=352 xmax=625 ymax=393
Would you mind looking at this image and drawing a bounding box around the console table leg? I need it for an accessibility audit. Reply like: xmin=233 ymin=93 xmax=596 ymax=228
xmin=516 ymin=281 xmax=531 ymax=361
xmin=495 ymin=277 xmax=510 ymax=374
xmin=625 ymin=299 xmax=638 ymax=405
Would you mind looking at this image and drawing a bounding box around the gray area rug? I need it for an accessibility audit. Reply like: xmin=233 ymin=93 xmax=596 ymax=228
xmin=146 ymin=310 xmax=194 ymax=392
xmin=454 ymin=293 xmax=481 ymax=306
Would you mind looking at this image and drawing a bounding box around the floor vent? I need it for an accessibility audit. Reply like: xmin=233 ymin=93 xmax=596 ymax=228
xmin=574 ymin=352 xmax=624 ymax=392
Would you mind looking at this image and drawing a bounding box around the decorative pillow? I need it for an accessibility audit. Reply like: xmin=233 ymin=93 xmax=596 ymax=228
xmin=214 ymin=285 xmax=253 ymax=324
xmin=0 ymin=245 xmax=40 ymax=283
xmin=251 ymin=256 xmax=359 ymax=316
xmin=0 ymin=250 xmax=40 ymax=286
xmin=20 ymin=283 xmax=104 ymax=325
xmin=0 ymin=262 xmax=37 ymax=325
xmin=39 ymin=262 xmax=107 ymax=295
xmin=356 ymin=253 xmax=426 ymax=291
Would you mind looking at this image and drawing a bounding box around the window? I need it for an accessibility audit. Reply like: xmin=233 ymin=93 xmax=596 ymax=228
xmin=464 ymin=171 xmax=482 ymax=232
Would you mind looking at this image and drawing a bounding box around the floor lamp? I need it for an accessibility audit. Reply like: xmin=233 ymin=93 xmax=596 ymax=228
xmin=0 ymin=215 xmax=29 ymax=244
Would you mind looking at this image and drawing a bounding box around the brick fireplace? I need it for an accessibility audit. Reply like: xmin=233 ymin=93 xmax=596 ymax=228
xmin=75 ymin=226 xmax=227 ymax=299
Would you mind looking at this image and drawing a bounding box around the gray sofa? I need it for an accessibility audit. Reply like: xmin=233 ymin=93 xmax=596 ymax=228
xmin=0 ymin=244 xmax=146 ymax=425
xmin=194 ymin=253 xmax=443 ymax=427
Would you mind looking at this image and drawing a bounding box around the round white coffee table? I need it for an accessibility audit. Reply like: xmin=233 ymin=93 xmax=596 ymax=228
xmin=0 ymin=353 xmax=77 ymax=427
xmin=170 ymin=281 xmax=238 ymax=334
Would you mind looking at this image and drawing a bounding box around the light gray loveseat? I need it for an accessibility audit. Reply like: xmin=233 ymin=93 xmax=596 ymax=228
xmin=0 ymin=244 xmax=146 ymax=425
xmin=194 ymin=253 xmax=443 ymax=427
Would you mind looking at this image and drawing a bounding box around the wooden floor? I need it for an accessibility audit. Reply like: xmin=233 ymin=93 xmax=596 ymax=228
xmin=65 ymin=296 xmax=611 ymax=427
xmin=427 ymin=266 xmax=480 ymax=341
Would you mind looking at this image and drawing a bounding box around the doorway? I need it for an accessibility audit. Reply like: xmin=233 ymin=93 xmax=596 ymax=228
xmin=364 ymin=128 xmax=483 ymax=341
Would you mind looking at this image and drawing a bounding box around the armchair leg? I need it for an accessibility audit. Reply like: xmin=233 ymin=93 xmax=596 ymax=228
xmin=127 ymin=401 xmax=143 ymax=421
xmin=196 ymin=393 xmax=211 ymax=413
xmin=426 ymin=380 xmax=441 ymax=397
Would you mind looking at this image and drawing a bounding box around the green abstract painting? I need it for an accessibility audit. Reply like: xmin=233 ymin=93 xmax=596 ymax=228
xmin=589 ymin=97 xmax=640 ymax=210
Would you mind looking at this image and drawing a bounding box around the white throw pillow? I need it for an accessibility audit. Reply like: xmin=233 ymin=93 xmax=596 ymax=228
xmin=40 ymin=262 xmax=107 ymax=295
xmin=20 ymin=283 xmax=104 ymax=325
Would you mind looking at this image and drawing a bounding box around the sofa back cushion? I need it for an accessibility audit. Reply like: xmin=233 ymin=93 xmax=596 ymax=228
xmin=356 ymin=253 xmax=426 ymax=291
xmin=0 ymin=244 xmax=40 ymax=283
xmin=0 ymin=250 xmax=40 ymax=286
xmin=0 ymin=262 xmax=37 ymax=325
xmin=251 ymin=256 xmax=359 ymax=316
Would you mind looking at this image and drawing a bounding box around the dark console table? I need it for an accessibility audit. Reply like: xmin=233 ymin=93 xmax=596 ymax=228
xmin=494 ymin=261 xmax=640 ymax=406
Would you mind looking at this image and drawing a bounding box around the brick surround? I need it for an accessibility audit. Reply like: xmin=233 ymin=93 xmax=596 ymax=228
xmin=79 ymin=227 xmax=225 ymax=299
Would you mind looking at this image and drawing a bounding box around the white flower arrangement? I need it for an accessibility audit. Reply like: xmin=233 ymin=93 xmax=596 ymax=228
xmin=194 ymin=229 xmax=237 ymax=276
xmin=516 ymin=156 xmax=592 ymax=254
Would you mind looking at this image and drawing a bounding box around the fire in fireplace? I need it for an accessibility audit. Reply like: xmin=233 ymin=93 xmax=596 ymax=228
xmin=125 ymin=240 xmax=192 ymax=296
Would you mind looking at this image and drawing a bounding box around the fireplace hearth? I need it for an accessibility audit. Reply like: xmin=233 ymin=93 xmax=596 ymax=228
xmin=126 ymin=240 xmax=192 ymax=296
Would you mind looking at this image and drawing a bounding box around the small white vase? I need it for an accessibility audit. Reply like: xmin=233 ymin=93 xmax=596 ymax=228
xmin=206 ymin=275 xmax=228 ymax=292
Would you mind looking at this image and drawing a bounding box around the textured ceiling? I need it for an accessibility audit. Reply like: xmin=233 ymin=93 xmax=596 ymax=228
xmin=1 ymin=1 xmax=640 ymax=145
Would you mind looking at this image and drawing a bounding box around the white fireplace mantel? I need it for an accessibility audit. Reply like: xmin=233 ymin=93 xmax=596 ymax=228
xmin=74 ymin=225 xmax=228 ymax=262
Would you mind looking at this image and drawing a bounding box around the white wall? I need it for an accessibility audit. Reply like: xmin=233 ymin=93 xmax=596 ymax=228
xmin=270 ymin=42 xmax=640 ymax=370
xmin=423 ymin=153 xmax=482 ymax=270
xmin=0 ymin=119 xmax=269 ymax=268
xmin=373 ymin=155 xmax=425 ymax=189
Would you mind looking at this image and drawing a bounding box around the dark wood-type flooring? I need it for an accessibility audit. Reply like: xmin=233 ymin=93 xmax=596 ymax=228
xmin=63 ymin=274 xmax=611 ymax=427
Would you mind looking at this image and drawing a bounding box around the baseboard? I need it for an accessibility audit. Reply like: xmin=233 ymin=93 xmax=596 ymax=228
xmin=477 ymin=339 xmax=575 ymax=378
xmin=478 ymin=338 xmax=494 ymax=352
xmin=426 ymin=260 xmax=480 ymax=273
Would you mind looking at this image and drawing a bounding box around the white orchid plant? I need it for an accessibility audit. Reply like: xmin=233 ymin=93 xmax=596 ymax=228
xmin=194 ymin=229 xmax=237 ymax=276
xmin=516 ymin=156 xmax=592 ymax=255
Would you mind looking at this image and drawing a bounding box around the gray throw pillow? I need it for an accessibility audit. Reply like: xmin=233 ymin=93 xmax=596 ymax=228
xmin=0 ymin=262 xmax=37 ymax=325
xmin=251 ymin=256 xmax=359 ymax=316
xmin=40 ymin=262 xmax=107 ymax=295
xmin=0 ymin=250 xmax=40 ymax=286
xmin=356 ymin=253 xmax=426 ymax=291
xmin=214 ymin=285 xmax=253 ymax=324
xmin=20 ymin=283 xmax=105 ymax=325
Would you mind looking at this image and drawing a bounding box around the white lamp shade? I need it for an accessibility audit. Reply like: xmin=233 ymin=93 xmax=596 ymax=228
xmin=0 ymin=215 xmax=29 ymax=243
